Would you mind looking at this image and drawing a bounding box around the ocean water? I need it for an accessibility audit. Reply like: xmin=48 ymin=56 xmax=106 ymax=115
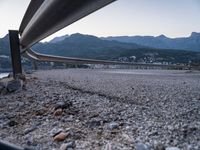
xmin=0 ymin=73 xmax=9 ymax=79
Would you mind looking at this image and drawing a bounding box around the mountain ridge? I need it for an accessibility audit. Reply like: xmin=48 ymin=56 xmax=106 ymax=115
xmin=103 ymin=32 xmax=200 ymax=52
xmin=33 ymin=33 xmax=147 ymax=60
xmin=0 ymin=33 xmax=200 ymax=66
xmin=32 ymin=33 xmax=200 ymax=63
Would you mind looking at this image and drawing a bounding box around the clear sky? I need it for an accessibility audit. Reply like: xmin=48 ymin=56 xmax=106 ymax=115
xmin=0 ymin=0 xmax=200 ymax=41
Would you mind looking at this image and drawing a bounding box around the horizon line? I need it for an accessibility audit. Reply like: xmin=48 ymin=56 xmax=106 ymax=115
xmin=1 ymin=31 xmax=199 ymax=41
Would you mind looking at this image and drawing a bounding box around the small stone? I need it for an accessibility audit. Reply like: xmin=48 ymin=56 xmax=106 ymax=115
xmin=26 ymin=140 xmax=32 ymax=146
xmin=154 ymin=143 xmax=165 ymax=150
xmin=24 ymin=126 xmax=37 ymax=135
xmin=17 ymin=101 xmax=25 ymax=108
xmin=54 ymin=108 xmax=63 ymax=116
xmin=108 ymin=122 xmax=119 ymax=130
xmin=50 ymin=128 xmax=63 ymax=137
xmin=104 ymin=142 xmax=112 ymax=150
xmin=63 ymin=115 xmax=74 ymax=122
xmin=167 ymin=125 xmax=174 ymax=130
xmin=122 ymin=133 xmax=133 ymax=143
xmin=87 ymin=119 xmax=101 ymax=128
xmin=166 ymin=147 xmax=180 ymax=150
xmin=54 ymin=101 xmax=72 ymax=110
xmin=60 ymin=141 xmax=76 ymax=150
xmin=53 ymin=132 xmax=69 ymax=142
xmin=187 ymin=145 xmax=193 ymax=150
xmin=35 ymin=108 xmax=45 ymax=116
xmin=125 ymin=125 xmax=131 ymax=130
xmin=26 ymin=137 xmax=37 ymax=146
xmin=8 ymin=120 xmax=18 ymax=127
xmin=135 ymin=143 xmax=150 ymax=150
xmin=32 ymin=77 xmax=38 ymax=80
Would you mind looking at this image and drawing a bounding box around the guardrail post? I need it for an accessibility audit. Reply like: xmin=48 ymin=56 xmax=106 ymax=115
xmin=32 ymin=60 xmax=38 ymax=70
xmin=9 ymin=30 xmax=22 ymax=78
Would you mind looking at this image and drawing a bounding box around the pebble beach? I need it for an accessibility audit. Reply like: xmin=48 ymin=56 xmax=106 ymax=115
xmin=0 ymin=69 xmax=200 ymax=150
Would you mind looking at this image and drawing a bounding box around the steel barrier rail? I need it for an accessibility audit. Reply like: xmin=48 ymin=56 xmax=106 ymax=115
xmin=0 ymin=140 xmax=31 ymax=150
xmin=20 ymin=0 xmax=116 ymax=49
xmin=23 ymin=48 xmax=187 ymax=69
xmin=9 ymin=0 xmax=190 ymax=78
xmin=19 ymin=0 xmax=45 ymax=35
xmin=24 ymin=48 xmax=141 ymax=65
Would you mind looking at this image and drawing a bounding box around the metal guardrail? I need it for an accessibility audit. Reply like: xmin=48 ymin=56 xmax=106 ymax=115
xmin=9 ymin=0 xmax=117 ymax=78
xmin=8 ymin=0 xmax=191 ymax=78
xmin=20 ymin=0 xmax=116 ymax=48
xmin=24 ymin=48 xmax=187 ymax=69
xmin=19 ymin=0 xmax=45 ymax=35
xmin=0 ymin=140 xmax=32 ymax=150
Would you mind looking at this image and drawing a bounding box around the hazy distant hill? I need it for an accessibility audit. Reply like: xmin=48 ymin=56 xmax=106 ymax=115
xmin=33 ymin=33 xmax=145 ymax=60
xmin=0 ymin=34 xmax=10 ymax=55
xmin=103 ymin=32 xmax=200 ymax=52
xmin=0 ymin=33 xmax=200 ymax=66
xmin=50 ymin=35 xmax=69 ymax=43
xmin=33 ymin=33 xmax=200 ymax=63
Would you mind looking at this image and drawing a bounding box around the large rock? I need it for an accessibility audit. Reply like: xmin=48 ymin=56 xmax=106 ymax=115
xmin=6 ymin=79 xmax=22 ymax=92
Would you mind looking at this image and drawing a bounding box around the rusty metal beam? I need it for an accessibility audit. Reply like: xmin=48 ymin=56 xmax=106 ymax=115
xmin=9 ymin=30 xmax=22 ymax=78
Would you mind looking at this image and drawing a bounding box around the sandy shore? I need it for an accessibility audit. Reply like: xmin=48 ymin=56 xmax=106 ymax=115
xmin=0 ymin=69 xmax=200 ymax=150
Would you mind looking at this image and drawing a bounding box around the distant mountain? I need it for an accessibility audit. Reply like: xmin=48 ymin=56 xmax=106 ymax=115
xmin=103 ymin=32 xmax=200 ymax=52
xmin=33 ymin=33 xmax=200 ymax=63
xmin=0 ymin=33 xmax=200 ymax=66
xmin=33 ymin=33 xmax=145 ymax=60
xmin=0 ymin=34 xmax=10 ymax=55
xmin=50 ymin=35 xmax=69 ymax=43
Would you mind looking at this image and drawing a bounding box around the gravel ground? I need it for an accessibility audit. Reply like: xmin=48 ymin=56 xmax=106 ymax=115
xmin=0 ymin=69 xmax=200 ymax=150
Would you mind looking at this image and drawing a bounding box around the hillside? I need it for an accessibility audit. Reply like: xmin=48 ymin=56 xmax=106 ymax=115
xmin=33 ymin=33 xmax=145 ymax=60
xmin=0 ymin=33 xmax=200 ymax=67
xmin=103 ymin=32 xmax=200 ymax=52
xmin=33 ymin=33 xmax=200 ymax=63
xmin=0 ymin=34 xmax=10 ymax=55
